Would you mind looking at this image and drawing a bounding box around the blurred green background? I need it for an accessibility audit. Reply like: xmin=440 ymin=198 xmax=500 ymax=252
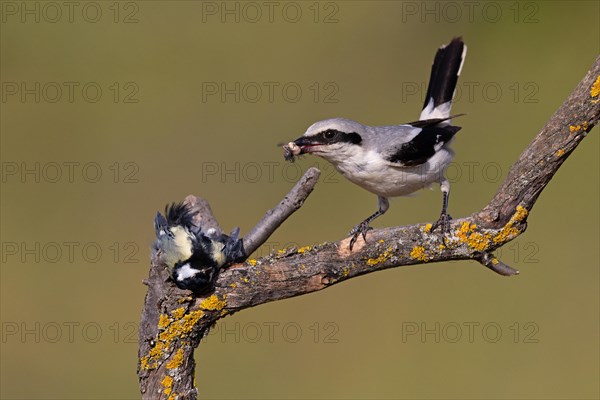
xmin=1 ymin=1 xmax=598 ymax=399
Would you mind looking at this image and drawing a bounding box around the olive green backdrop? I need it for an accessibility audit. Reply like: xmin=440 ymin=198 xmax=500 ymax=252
xmin=1 ymin=1 xmax=598 ymax=399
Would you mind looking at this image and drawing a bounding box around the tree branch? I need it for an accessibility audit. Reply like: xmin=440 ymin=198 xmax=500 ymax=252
xmin=138 ymin=56 xmax=600 ymax=399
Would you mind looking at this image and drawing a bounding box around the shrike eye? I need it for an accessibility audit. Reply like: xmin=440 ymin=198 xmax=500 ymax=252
xmin=324 ymin=130 xmax=336 ymax=139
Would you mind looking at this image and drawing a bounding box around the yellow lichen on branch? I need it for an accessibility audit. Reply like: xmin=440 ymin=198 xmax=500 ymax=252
xmin=410 ymin=246 xmax=428 ymax=262
xmin=366 ymin=247 xmax=394 ymax=266
xmin=297 ymin=246 xmax=312 ymax=253
xmin=158 ymin=314 xmax=171 ymax=329
xmin=199 ymin=294 xmax=227 ymax=311
xmin=449 ymin=206 xmax=528 ymax=252
xmin=570 ymin=122 xmax=589 ymax=132
xmin=455 ymin=222 xmax=491 ymax=251
xmin=591 ymin=75 xmax=600 ymax=98
xmin=493 ymin=205 xmax=528 ymax=244
xmin=161 ymin=375 xmax=174 ymax=397
xmin=171 ymin=307 xmax=186 ymax=320
xmin=140 ymin=308 xmax=205 ymax=371
xmin=166 ymin=348 xmax=185 ymax=370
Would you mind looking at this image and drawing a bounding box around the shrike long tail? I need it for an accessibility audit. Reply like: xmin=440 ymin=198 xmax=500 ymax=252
xmin=420 ymin=37 xmax=467 ymax=121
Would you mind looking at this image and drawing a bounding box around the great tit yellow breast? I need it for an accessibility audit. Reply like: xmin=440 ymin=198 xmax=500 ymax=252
xmin=170 ymin=226 xmax=193 ymax=260
xmin=211 ymin=241 xmax=226 ymax=267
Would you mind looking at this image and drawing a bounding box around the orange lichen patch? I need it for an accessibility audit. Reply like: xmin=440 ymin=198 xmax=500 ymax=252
xmin=466 ymin=231 xmax=492 ymax=251
xmin=171 ymin=307 xmax=186 ymax=320
xmin=229 ymin=282 xmax=237 ymax=288
xmin=158 ymin=314 xmax=172 ymax=329
xmin=179 ymin=310 xmax=205 ymax=332
xmin=142 ymin=308 xmax=205 ymax=371
xmin=569 ymin=122 xmax=589 ymax=133
xmin=493 ymin=205 xmax=528 ymax=244
xmin=140 ymin=340 xmax=166 ymax=370
xmin=149 ymin=340 xmax=167 ymax=359
xmin=199 ymin=294 xmax=227 ymax=311
xmin=591 ymin=75 xmax=600 ymax=98
xmin=167 ymin=348 xmax=184 ymax=370
xmin=455 ymin=222 xmax=492 ymax=251
xmin=423 ymin=223 xmax=433 ymax=233
xmin=297 ymin=246 xmax=312 ymax=254
xmin=162 ymin=375 xmax=173 ymax=396
xmin=247 ymin=259 xmax=257 ymax=266
xmin=556 ymin=149 xmax=565 ymax=157
xmin=438 ymin=244 xmax=446 ymax=250
xmin=366 ymin=247 xmax=393 ymax=266
xmin=140 ymin=356 xmax=151 ymax=370
xmin=158 ymin=310 xmax=204 ymax=343
xmin=177 ymin=296 xmax=193 ymax=304
xmin=456 ymin=222 xmax=474 ymax=242
xmin=410 ymin=246 xmax=428 ymax=262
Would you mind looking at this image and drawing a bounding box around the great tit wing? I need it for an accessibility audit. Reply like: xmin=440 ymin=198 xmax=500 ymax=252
xmin=154 ymin=212 xmax=169 ymax=237
xmin=229 ymin=227 xmax=241 ymax=241
xmin=224 ymin=228 xmax=245 ymax=263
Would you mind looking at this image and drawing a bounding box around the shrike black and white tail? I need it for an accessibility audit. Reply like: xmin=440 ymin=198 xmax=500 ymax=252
xmin=420 ymin=37 xmax=467 ymax=121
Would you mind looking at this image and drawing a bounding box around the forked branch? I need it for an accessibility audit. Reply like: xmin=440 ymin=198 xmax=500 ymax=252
xmin=138 ymin=56 xmax=599 ymax=399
